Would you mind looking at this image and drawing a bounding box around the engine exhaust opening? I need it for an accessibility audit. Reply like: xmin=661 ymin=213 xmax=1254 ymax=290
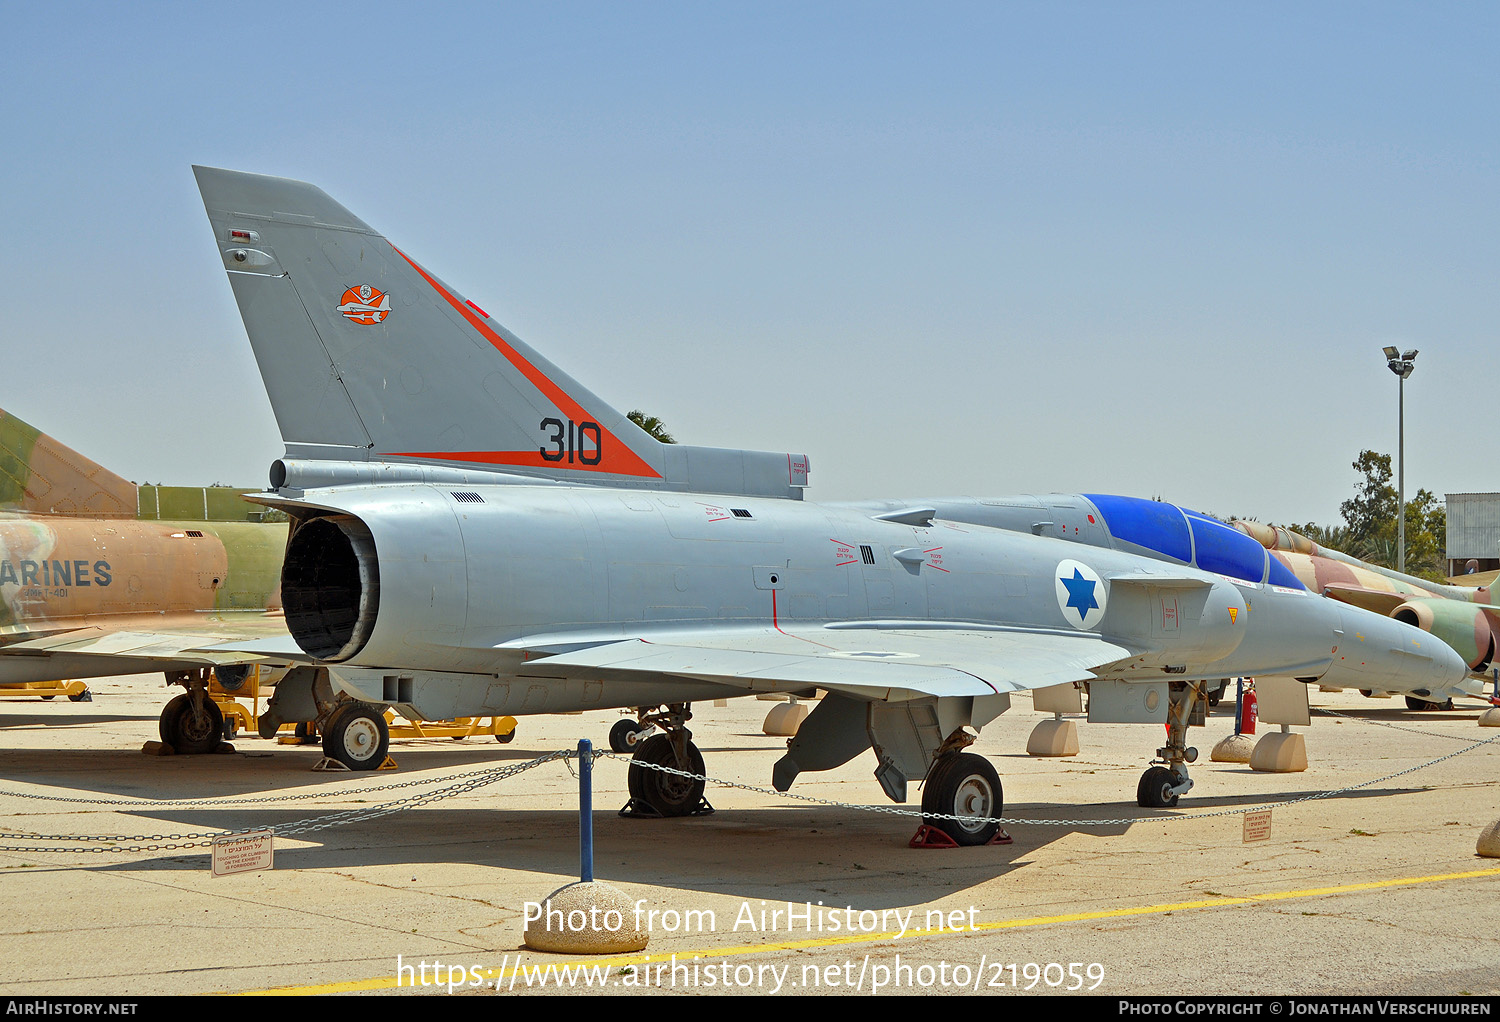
xmin=282 ymin=516 xmax=380 ymax=661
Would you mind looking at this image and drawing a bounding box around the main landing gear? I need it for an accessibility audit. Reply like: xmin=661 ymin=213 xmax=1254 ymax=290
xmin=1136 ymin=681 xmax=1204 ymax=808
xmin=623 ymin=703 xmax=710 ymax=817
xmin=920 ymin=751 xmax=1004 ymax=846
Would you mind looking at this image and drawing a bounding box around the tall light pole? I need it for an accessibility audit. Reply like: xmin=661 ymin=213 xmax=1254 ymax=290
xmin=1383 ymin=346 xmax=1418 ymax=573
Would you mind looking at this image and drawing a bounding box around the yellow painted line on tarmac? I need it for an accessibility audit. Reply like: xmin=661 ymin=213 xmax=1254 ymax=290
xmin=240 ymin=866 xmax=1500 ymax=995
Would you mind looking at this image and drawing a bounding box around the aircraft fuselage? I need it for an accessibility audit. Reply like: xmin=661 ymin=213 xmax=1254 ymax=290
xmin=0 ymin=514 xmax=286 ymax=682
xmin=276 ymin=483 xmax=1458 ymax=714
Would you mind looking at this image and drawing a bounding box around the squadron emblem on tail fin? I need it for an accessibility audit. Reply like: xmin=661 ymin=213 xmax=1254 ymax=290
xmin=336 ymin=284 xmax=391 ymax=324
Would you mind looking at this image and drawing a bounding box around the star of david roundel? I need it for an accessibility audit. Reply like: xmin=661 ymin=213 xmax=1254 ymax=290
xmin=1054 ymin=559 xmax=1108 ymax=630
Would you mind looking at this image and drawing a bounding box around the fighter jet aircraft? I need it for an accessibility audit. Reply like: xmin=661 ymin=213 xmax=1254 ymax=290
xmin=194 ymin=167 xmax=1467 ymax=842
xmin=0 ymin=407 xmax=288 ymax=750
xmin=1230 ymin=520 xmax=1494 ymax=709
xmin=843 ymin=494 xmax=1489 ymax=711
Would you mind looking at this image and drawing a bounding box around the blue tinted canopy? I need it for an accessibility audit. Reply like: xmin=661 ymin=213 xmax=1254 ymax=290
xmin=1183 ymin=510 xmax=1268 ymax=585
xmin=1083 ymin=494 xmax=1192 ymax=563
xmin=1084 ymin=494 xmax=1304 ymax=590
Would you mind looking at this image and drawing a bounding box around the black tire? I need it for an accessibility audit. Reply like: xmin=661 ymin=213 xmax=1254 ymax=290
xmin=921 ymin=753 xmax=1003 ymax=846
xmin=627 ymin=734 xmax=705 ymax=816
xmin=159 ymin=693 xmax=224 ymax=754
xmin=321 ymin=703 xmax=390 ymax=770
xmin=69 ymin=689 xmax=92 ymax=703
xmin=294 ymin=721 xmax=315 ymax=740
xmin=40 ymin=695 xmax=55 ymax=701
xmin=609 ymin=718 xmax=643 ymax=754
xmin=1404 ymin=695 xmax=1453 ymax=711
xmin=1136 ymin=765 xmax=1179 ymax=808
xmin=495 ymin=728 xmax=515 ymax=744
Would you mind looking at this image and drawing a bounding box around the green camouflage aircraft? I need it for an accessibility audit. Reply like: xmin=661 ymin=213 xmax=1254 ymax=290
xmin=0 ymin=407 xmax=288 ymax=750
xmin=1233 ymin=520 xmax=1498 ymax=709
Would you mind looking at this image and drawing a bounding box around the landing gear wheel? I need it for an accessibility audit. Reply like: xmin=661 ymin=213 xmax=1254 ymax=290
xmin=159 ymin=693 xmax=225 ymax=754
xmin=1405 ymin=695 xmax=1454 ymax=711
xmin=609 ymin=718 xmax=644 ymax=754
xmin=1137 ymin=766 xmax=1180 ymax=808
xmin=921 ymin=753 xmax=1003 ymax=846
xmin=627 ymin=734 xmax=705 ymax=816
xmin=321 ymin=703 xmax=389 ymax=770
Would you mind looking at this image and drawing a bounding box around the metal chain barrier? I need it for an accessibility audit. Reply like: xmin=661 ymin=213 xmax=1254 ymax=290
xmin=603 ymin=727 xmax=1500 ymax=829
xmin=0 ymin=750 xmax=581 ymax=855
xmin=0 ymin=759 xmax=553 ymax=808
xmin=3 ymin=725 xmax=1496 ymax=856
xmin=1311 ymin=705 xmax=1483 ymax=741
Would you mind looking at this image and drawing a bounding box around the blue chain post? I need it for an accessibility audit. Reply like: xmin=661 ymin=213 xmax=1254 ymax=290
xmin=578 ymin=738 xmax=594 ymax=883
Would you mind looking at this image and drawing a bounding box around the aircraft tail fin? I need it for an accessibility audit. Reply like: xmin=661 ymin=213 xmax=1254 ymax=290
xmin=194 ymin=167 xmax=809 ymax=498
xmin=0 ymin=409 xmax=137 ymax=518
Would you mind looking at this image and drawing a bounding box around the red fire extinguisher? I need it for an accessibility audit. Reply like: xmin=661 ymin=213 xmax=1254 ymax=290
xmin=1241 ymin=679 xmax=1258 ymax=736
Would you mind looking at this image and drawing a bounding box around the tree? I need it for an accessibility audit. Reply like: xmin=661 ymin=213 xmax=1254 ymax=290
xmin=1401 ymin=488 xmax=1446 ymax=579
xmin=1328 ymin=451 xmax=1447 ymax=580
xmin=627 ymin=410 xmax=676 ymax=444
xmin=1338 ymin=450 xmax=1397 ymax=550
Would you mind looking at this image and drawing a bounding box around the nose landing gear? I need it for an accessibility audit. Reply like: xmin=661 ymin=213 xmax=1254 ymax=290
xmin=1137 ymin=682 xmax=1203 ymax=808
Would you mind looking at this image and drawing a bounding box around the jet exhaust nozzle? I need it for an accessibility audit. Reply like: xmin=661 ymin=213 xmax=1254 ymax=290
xmin=281 ymin=515 xmax=380 ymax=661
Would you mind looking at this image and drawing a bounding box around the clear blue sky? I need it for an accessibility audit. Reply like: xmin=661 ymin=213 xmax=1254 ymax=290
xmin=3 ymin=3 xmax=1495 ymax=526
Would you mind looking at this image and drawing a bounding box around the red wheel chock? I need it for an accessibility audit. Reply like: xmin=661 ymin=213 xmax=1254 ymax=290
xmin=909 ymin=825 xmax=1012 ymax=848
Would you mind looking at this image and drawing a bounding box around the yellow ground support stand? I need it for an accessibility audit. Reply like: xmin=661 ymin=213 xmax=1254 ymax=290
xmin=276 ymin=726 xmax=317 ymax=745
xmin=0 ymin=680 xmax=92 ymax=701
xmin=385 ymin=712 xmax=519 ymax=743
xmin=209 ymin=664 xmax=273 ymax=737
xmin=277 ymin=712 xmax=519 ymax=746
xmin=211 ymin=670 xmax=520 ymax=751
